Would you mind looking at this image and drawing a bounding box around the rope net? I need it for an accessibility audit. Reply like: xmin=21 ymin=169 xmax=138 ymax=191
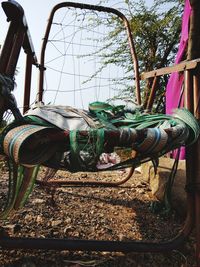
xmin=41 ymin=6 xmax=134 ymax=109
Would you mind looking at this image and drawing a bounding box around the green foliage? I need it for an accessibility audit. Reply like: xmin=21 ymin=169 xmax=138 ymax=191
xmin=128 ymin=1 xmax=182 ymax=71
xmin=94 ymin=0 xmax=184 ymax=112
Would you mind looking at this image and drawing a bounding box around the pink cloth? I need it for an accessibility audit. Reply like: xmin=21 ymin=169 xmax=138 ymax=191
xmin=165 ymin=0 xmax=192 ymax=159
xmin=166 ymin=0 xmax=192 ymax=113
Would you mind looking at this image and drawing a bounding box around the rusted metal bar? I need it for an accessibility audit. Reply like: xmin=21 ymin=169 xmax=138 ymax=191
xmin=184 ymin=70 xmax=194 ymax=111
xmin=23 ymin=53 xmax=33 ymax=114
xmin=5 ymin=27 xmax=25 ymax=77
xmin=145 ymin=76 xmax=159 ymax=111
xmin=1 ymin=0 xmax=38 ymax=116
xmin=193 ymin=70 xmax=200 ymax=119
xmin=184 ymin=68 xmax=196 ymax=253
xmin=0 ymin=21 xmax=18 ymax=73
xmin=194 ymin=142 xmax=200 ymax=265
xmin=38 ymin=2 xmax=141 ymax=104
xmin=193 ymin=70 xmax=200 ymax=265
xmin=0 ymin=225 xmax=191 ymax=252
xmin=141 ymin=59 xmax=200 ymax=80
xmin=1 ymin=1 xmax=25 ymax=76
xmin=37 ymin=167 xmax=135 ymax=187
xmin=22 ymin=27 xmax=38 ymax=66
xmin=143 ymin=60 xmax=198 ymax=112
xmin=122 ymin=16 xmax=141 ymax=105
xmin=2 ymin=0 xmax=37 ymax=65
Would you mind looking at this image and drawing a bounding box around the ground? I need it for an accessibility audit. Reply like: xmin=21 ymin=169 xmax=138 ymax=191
xmin=0 ymin=163 xmax=196 ymax=266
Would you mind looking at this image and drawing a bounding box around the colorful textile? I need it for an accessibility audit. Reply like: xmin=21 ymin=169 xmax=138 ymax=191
xmin=166 ymin=0 xmax=192 ymax=113
xmin=165 ymin=0 xmax=192 ymax=159
xmin=0 ymin=103 xmax=199 ymax=218
xmin=2 ymin=105 xmax=199 ymax=171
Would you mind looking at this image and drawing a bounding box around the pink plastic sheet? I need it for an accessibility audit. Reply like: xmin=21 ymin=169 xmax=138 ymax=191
xmin=165 ymin=0 xmax=192 ymax=159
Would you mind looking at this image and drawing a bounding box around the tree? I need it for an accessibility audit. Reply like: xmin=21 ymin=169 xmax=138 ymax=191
xmin=91 ymin=0 xmax=184 ymax=112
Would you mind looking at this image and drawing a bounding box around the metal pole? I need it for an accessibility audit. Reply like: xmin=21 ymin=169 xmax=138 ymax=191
xmin=5 ymin=26 xmax=25 ymax=77
xmin=187 ymin=1 xmax=200 ymax=264
xmin=146 ymin=76 xmax=158 ymax=111
xmin=193 ymin=70 xmax=200 ymax=264
xmin=23 ymin=53 xmax=33 ymax=114
xmin=0 ymin=21 xmax=18 ymax=73
xmin=0 ymin=231 xmax=190 ymax=252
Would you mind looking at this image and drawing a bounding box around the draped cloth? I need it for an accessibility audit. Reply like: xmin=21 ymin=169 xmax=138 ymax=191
xmin=165 ymin=0 xmax=192 ymax=159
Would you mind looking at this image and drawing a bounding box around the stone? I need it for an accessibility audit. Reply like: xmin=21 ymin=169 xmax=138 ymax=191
xmin=51 ymin=219 xmax=62 ymax=227
xmin=141 ymin=157 xmax=186 ymax=217
xmin=32 ymin=198 xmax=45 ymax=204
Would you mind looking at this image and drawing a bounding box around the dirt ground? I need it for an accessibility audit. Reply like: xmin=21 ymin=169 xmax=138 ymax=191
xmin=0 ymin=163 xmax=196 ymax=267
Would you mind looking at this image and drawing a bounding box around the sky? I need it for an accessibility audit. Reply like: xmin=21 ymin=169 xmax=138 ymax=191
xmin=0 ymin=0 xmax=154 ymax=57
xmin=0 ymin=0 xmax=158 ymax=111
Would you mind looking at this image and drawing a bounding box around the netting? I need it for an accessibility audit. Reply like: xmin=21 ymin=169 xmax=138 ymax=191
xmin=40 ymin=5 xmax=135 ymax=109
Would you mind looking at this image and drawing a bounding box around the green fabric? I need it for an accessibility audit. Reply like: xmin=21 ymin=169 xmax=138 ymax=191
xmin=69 ymin=128 xmax=105 ymax=172
xmin=173 ymin=108 xmax=200 ymax=145
xmin=14 ymin=165 xmax=40 ymax=209
xmin=0 ymin=161 xmax=18 ymax=219
xmin=89 ymin=101 xmax=180 ymax=131
xmin=0 ymin=161 xmax=39 ymax=219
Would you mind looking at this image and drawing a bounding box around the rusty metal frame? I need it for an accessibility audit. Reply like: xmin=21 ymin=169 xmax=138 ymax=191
xmin=0 ymin=0 xmax=38 ymax=114
xmin=141 ymin=59 xmax=200 ymax=111
xmin=37 ymin=166 xmax=135 ymax=187
xmin=37 ymin=2 xmax=141 ymax=105
xmin=141 ymin=59 xmax=200 ymax=80
xmin=0 ymin=1 xmax=199 ymax=265
xmin=36 ymin=2 xmax=142 ymax=187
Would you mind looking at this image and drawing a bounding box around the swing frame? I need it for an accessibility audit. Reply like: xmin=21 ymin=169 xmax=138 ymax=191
xmin=0 ymin=0 xmax=200 ymax=265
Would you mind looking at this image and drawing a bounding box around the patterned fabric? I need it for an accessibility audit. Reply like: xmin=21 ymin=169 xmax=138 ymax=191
xmin=3 ymin=124 xmax=59 ymax=167
xmin=0 ymin=104 xmax=199 ymax=218
xmin=1 ymin=105 xmax=199 ymax=172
